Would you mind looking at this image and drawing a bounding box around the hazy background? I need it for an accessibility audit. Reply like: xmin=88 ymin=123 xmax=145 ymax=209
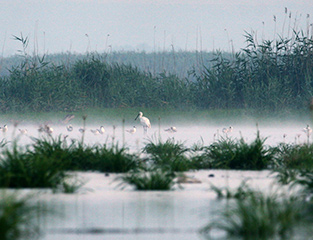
xmin=0 ymin=0 xmax=312 ymax=56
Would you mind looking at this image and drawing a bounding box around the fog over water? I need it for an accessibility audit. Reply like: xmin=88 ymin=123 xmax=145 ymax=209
xmin=4 ymin=114 xmax=312 ymax=150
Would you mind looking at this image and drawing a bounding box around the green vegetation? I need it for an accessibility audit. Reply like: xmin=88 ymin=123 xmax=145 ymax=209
xmin=202 ymin=191 xmax=304 ymax=240
xmin=0 ymin=27 xmax=312 ymax=113
xmin=0 ymin=192 xmax=41 ymax=240
xmin=119 ymin=169 xmax=175 ymax=191
xmin=193 ymin=131 xmax=275 ymax=170
xmin=0 ymin=136 xmax=140 ymax=189
xmin=143 ymin=137 xmax=192 ymax=171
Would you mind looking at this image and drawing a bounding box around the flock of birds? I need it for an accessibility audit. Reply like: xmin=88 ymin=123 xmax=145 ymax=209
xmin=0 ymin=112 xmax=176 ymax=138
xmin=1 ymin=111 xmax=313 ymax=145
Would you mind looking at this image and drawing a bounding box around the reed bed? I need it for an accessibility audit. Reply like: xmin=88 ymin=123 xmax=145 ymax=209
xmin=0 ymin=25 xmax=312 ymax=113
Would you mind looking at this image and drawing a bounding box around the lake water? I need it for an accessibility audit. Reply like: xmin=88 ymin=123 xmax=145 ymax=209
xmin=2 ymin=117 xmax=313 ymax=240
xmin=36 ymin=170 xmax=275 ymax=240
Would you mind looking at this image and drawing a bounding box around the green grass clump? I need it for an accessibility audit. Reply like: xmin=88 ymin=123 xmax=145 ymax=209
xmin=0 ymin=192 xmax=41 ymax=240
xmin=119 ymin=169 xmax=175 ymax=191
xmin=202 ymin=191 xmax=303 ymax=240
xmin=143 ymin=138 xmax=192 ymax=171
xmin=210 ymin=180 xmax=255 ymax=200
xmin=204 ymin=131 xmax=274 ymax=170
xmin=274 ymin=143 xmax=313 ymax=169
xmin=30 ymin=137 xmax=140 ymax=173
xmin=0 ymin=142 xmax=67 ymax=188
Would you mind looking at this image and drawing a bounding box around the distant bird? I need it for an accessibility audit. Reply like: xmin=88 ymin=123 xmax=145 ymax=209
xmin=303 ymin=125 xmax=312 ymax=135
xmin=61 ymin=114 xmax=75 ymax=124
xmin=0 ymin=125 xmax=8 ymax=132
xmin=126 ymin=126 xmax=136 ymax=134
xmin=19 ymin=129 xmax=28 ymax=134
xmin=45 ymin=125 xmax=53 ymax=134
xmin=66 ymin=124 xmax=73 ymax=132
xmin=164 ymin=126 xmax=177 ymax=133
xmin=303 ymin=125 xmax=312 ymax=144
xmin=222 ymin=126 xmax=233 ymax=134
xmin=135 ymin=112 xmax=151 ymax=133
xmin=91 ymin=129 xmax=100 ymax=135
xmin=99 ymin=126 xmax=105 ymax=134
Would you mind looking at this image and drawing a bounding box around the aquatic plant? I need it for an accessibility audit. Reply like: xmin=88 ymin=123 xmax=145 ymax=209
xmin=201 ymin=191 xmax=304 ymax=240
xmin=205 ymin=132 xmax=274 ymax=170
xmin=0 ymin=192 xmax=41 ymax=240
xmin=143 ymin=137 xmax=192 ymax=171
xmin=0 ymin=141 xmax=67 ymax=188
xmin=119 ymin=169 xmax=175 ymax=191
xmin=210 ymin=180 xmax=255 ymax=200
xmin=95 ymin=144 xmax=141 ymax=173
xmin=274 ymin=143 xmax=313 ymax=169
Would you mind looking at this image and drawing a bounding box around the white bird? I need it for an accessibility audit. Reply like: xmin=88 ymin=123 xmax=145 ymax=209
xmin=303 ymin=125 xmax=312 ymax=135
xmin=19 ymin=129 xmax=28 ymax=134
xmin=303 ymin=125 xmax=312 ymax=144
xmin=99 ymin=126 xmax=105 ymax=134
xmin=135 ymin=112 xmax=151 ymax=133
xmin=164 ymin=126 xmax=177 ymax=133
xmin=222 ymin=126 xmax=233 ymax=134
xmin=66 ymin=124 xmax=73 ymax=132
xmin=0 ymin=125 xmax=8 ymax=132
xmin=91 ymin=129 xmax=100 ymax=135
xmin=45 ymin=125 xmax=53 ymax=134
xmin=126 ymin=126 xmax=136 ymax=134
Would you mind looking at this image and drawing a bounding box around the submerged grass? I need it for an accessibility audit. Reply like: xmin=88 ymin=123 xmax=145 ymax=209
xmin=143 ymin=137 xmax=192 ymax=171
xmin=0 ymin=192 xmax=41 ymax=240
xmin=119 ymin=169 xmax=175 ymax=191
xmin=0 ymin=141 xmax=67 ymax=188
xmin=199 ymin=131 xmax=275 ymax=170
xmin=0 ymin=134 xmax=140 ymax=189
xmin=202 ymin=191 xmax=304 ymax=240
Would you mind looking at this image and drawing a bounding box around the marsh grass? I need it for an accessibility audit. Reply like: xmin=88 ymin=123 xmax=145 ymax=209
xmin=0 ymin=192 xmax=41 ymax=240
xmin=204 ymin=131 xmax=275 ymax=170
xmin=0 ymin=141 xmax=67 ymax=188
xmin=201 ymin=191 xmax=304 ymax=240
xmin=118 ymin=169 xmax=175 ymax=191
xmin=54 ymin=175 xmax=86 ymax=194
xmin=274 ymin=143 xmax=313 ymax=169
xmin=30 ymin=136 xmax=140 ymax=173
xmin=143 ymin=137 xmax=192 ymax=171
xmin=210 ymin=180 xmax=255 ymax=200
xmin=0 ymin=133 xmax=141 ymax=189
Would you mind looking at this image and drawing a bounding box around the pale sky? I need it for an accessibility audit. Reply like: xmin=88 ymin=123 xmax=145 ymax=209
xmin=0 ymin=0 xmax=312 ymax=56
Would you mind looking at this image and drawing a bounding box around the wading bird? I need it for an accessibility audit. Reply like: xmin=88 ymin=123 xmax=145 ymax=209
xmin=45 ymin=125 xmax=53 ymax=134
xmin=135 ymin=112 xmax=151 ymax=133
xmin=164 ymin=126 xmax=177 ymax=133
xmin=222 ymin=126 xmax=233 ymax=134
xmin=126 ymin=126 xmax=136 ymax=134
xmin=0 ymin=125 xmax=8 ymax=132
xmin=19 ymin=129 xmax=28 ymax=134
xmin=303 ymin=125 xmax=312 ymax=144
xmin=303 ymin=125 xmax=312 ymax=135
xmin=91 ymin=129 xmax=100 ymax=135
xmin=99 ymin=126 xmax=105 ymax=134
xmin=66 ymin=124 xmax=73 ymax=132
